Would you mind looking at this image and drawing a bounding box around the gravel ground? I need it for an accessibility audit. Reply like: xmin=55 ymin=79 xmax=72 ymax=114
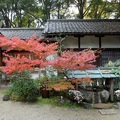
xmin=0 ymin=85 xmax=120 ymax=120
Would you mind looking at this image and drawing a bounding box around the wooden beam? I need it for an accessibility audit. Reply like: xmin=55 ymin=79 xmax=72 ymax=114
xmin=0 ymin=47 xmax=2 ymax=66
xmin=74 ymin=35 xmax=84 ymax=37
xmin=94 ymin=35 xmax=105 ymax=37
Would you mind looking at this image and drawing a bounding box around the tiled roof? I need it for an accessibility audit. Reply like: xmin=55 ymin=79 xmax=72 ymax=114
xmin=0 ymin=28 xmax=44 ymax=39
xmin=44 ymin=19 xmax=120 ymax=35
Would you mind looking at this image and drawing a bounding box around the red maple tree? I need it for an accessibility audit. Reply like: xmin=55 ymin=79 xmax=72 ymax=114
xmin=0 ymin=36 xmax=98 ymax=91
xmin=0 ymin=36 xmax=58 ymax=74
xmin=50 ymin=49 xmax=97 ymax=79
xmin=0 ymin=36 xmax=98 ymax=75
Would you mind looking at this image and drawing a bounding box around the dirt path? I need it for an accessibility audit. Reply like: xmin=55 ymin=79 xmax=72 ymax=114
xmin=0 ymin=85 xmax=120 ymax=120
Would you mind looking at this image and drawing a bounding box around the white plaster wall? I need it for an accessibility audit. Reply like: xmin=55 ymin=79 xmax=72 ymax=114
xmin=80 ymin=36 xmax=99 ymax=48
xmin=63 ymin=35 xmax=120 ymax=49
xmin=63 ymin=36 xmax=78 ymax=48
xmin=31 ymin=72 xmax=40 ymax=79
xmin=46 ymin=54 xmax=58 ymax=60
xmin=63 ymin=36 xmax=99 ymax=48
xmin=101 ymin=35 xmax=120 ymax=48
xmin=31 ymin=68 xmax=57 ymax=79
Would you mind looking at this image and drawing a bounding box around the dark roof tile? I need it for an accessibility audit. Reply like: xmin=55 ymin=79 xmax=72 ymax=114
xmin=44 ymin=19 xmax=120 ymax=35
xmin=0 ymin=28 xmax=44 ymax=39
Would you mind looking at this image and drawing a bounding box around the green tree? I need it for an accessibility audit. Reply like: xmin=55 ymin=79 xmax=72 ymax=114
xmin=51 ymin=0 xmax=72 ymax=19
xmin=0 ymin=0 xmax=119 ymax=28
xmin=37 ymin=0 xmax=53 ymax=24
xmin=0 ymin=0 xmax=42 ymax=27
xmin=0 ymin=0 xmax=13 ymax=27
xmin=38 ymin=0 xmax=72 ymax=24
xmin=12 ymin=0 xmax=38 ymax=27
xmin=72 ymin=0 xmax=88 ymax=19
xmin=72 ymin=0 xmax=120 ymax=19
xmin=111 ymin=0 xmax=120 ymax=19
xmin=87 ymin=0 xmax=118 ymax=19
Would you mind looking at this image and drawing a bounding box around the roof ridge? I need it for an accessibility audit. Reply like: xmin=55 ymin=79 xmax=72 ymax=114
xmin=0 ymin=28 xmax=44 ymax=30
xmin=47 ymin=19 xmax=120 ymax=22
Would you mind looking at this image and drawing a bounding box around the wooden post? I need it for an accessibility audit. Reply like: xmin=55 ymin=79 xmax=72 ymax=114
xmin=78 ymin=36 xmax=80 ymax=49
xmin=75 ymin=83 xmax=78 ymax=90
xmin=99 ymin=36 xmax=101 ymax=48
xmin=0 ymin=47 xmax=2 ymax=66
xmin=109 ymin=79 xmax=114 ymax=102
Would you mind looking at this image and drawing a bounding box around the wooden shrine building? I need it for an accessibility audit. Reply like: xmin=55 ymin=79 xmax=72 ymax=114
xmin=44 ymin=19 xmax=120 ymax=66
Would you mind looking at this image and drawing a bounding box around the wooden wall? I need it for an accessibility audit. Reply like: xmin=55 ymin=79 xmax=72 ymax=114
xmin=62 ymin=35 xmax=120 ymax=66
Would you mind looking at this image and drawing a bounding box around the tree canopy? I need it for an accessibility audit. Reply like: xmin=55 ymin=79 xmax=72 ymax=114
xmin=0 ymin=36 xmax=97 ymax=75
xmin=0 ymin=0 xmax=119 ymax=28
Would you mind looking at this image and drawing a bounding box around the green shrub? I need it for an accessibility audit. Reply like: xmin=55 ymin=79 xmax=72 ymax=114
xmin=3 ymin=89 xmax=11 ymax=96
xmin=9 ymin=71 xmax=38 ymax=101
